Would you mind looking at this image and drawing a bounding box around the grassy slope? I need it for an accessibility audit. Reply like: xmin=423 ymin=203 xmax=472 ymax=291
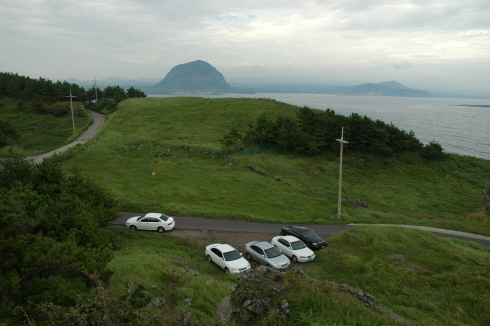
xmin=58 ymin=97 xmax=490 ymax=234
xmin=109 ymin=226 xmax=490 ymax=325
xmin=0 ymin=97 xmax=90 ymax=157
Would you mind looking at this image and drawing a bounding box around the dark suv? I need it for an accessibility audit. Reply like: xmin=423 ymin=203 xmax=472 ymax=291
xmin=280 ymin=226 xmax=327 ymax=249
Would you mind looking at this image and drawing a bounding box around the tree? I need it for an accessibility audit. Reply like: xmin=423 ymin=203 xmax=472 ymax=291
xmin=104 ymin=85 xmax=127 ymax=102
xmin=126 ymin=87 xmax=147 ymax=98
xmin=421 ymin=141 xmax=447 ymax=160
xmin=0 ymin=120 xmax=20 ymax=146
xmin=0 ymin=158 xmax=119 ymax=323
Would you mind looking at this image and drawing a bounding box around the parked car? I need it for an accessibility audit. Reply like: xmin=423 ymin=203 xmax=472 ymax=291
xmin=271 ymin=235 xmax=315 ymax=263
xmin=205 ymin=243 xmax=251 ymax=274
xmin=126 ymin=213 xmax=175 ymax=232
xmin=280 ymin=226 xmax=327 ymax=249
xmin=243 ymin=241 xmax=290 ymax=270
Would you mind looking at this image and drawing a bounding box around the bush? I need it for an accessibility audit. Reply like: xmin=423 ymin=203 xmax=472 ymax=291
xmin=421 ymin=141 xmax=447 ymax=160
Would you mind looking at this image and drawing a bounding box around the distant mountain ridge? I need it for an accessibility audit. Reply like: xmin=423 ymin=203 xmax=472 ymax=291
xmin=65 ymin=61 xmax=432 ymax=97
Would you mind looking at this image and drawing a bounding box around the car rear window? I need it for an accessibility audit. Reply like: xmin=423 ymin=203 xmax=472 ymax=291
xmin=159 ymin=215 xmax=169 ymax=222
xmin=223 ymin=250 xmax=241 ymax=261
xmin=291 ymin=240 xmax=306 ymax=250
xmin=264 ymin=246 xmax=282 ymax=258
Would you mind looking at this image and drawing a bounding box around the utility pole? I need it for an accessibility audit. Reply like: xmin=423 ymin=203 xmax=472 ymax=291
xmin=336 ymin=127 xmax=348 ymax=219
xmin=93 ymin=75 xmax=98 ymax=104
xmin=66 ymin=90 xmax=76 ymax=134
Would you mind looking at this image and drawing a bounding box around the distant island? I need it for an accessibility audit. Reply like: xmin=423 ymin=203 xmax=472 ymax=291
xmin=66 ymin=60 xmax=433 ymax=97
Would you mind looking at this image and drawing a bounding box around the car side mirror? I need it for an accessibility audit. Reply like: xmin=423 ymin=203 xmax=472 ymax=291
xmin=261 ymin=254 xmax=265 ymax=258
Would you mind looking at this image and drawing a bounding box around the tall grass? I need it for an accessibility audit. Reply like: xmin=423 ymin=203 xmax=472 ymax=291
xmin=54 ymin=97 xmax=490 ymax=234
xmin=302 ymin=225 xmax=490 ymax=325
xmin=0 ymin=98 xmax=90 ymax=157
xmin=108 ymin=226 xmax=490 ymax=325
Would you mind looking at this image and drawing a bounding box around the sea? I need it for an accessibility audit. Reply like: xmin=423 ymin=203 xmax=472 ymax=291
xmin=148 ymin=93 xmax=490 ymax=160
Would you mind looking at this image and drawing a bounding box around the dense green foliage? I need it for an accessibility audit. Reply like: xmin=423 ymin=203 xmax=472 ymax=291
xmin=0 ymin=158 xmax=119 ymax=324
xmin=0 ymin=119 xmax=20 ymax=145
xmin=0 ymin=72 xmax=146 ymax=104
xmin=55 ymin=97 xmax=489 ymax=235
xmin=236 ymin=106 xmax=444 ymax=158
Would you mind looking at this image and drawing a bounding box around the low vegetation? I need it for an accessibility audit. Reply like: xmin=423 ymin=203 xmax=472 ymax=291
xmin=1 ymin=88 xmax=489 ymax=325
xmin=53 ymin=97 xmax=490 ymax=235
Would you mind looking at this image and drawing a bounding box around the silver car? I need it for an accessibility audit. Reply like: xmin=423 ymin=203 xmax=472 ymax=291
xmin=243 ymin=241 xmax=290 ymax=271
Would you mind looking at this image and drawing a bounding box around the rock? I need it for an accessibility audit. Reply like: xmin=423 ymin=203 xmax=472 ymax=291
xmin=148 ymin=298 xmax=165 ymax=307
xmin=243 ymin=298 xmax=271 ymax=315
xmin=291 ymin=267 xmax=309 ymax=278
xmin=186 ymin=267 xmax=199 ymax=276
xmin=213 ymin=296 xmax=237 ymax=326
xmin=276 ymin=300 xmax=290 ymax=320
xmin=230 ymin=284 xmax=239 ymax=293
xmin=180 ymin=312 xmax=192 ymax=326
xmin=184 ymin=298 xmax=194 ymax=307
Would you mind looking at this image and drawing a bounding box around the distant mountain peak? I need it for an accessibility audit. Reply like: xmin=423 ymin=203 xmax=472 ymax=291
xmin=151 ymin=60 xmax=233 ymax=93
xmin=378 ymin=81 xmax=408 ymax=89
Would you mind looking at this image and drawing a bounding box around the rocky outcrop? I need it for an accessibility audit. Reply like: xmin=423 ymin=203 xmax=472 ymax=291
xmin=150 ymin=60 xmax=234 ymax=94
xmin=213 ymin=267 xmax=414 ymax=326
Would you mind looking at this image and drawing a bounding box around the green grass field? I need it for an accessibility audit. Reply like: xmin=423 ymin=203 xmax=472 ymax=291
xmin=0 ymin=97 xmax=90 ymax=157
xmin=55 ymin=97 xmax=490 ymax=235
xmin=4 ymin=96 xmax=490 ymax=325
xmin=109 ymin=226 xmax=490 ymax=325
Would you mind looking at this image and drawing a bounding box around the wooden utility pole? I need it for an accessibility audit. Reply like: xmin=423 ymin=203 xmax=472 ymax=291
xmin=66 ymin=90 xmax=76 ymax=134
xmin=336 ymin=127 xmax=348 ymax=219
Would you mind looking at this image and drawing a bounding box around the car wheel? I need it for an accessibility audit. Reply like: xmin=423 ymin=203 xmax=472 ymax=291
xmin=157 ymin=226 xmax=165 ymax=233
xmin=246 ymin=253 xmax=252 ymax=260
xmin=130 ymin=225 xmax=137 ymax=231
xmin=292 ymin=256 xmax=298 ymax=263
xmin=207 ymin=255 xmax=212 ymax=263
xmin=225 ymin=268 xmax=230 ymax=274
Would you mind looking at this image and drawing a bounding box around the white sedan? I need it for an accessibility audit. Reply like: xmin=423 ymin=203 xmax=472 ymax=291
xmin=126 ymin=213 xmax=175 ymax=232
xmin=271 ymin=235 xmax=315 ymax=263
xmin=205 ymin=243 xmax=251 ymax=274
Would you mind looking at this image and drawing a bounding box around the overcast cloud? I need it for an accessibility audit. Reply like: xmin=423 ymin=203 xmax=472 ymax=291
xmin=1 ymin=0 xmax=489 ymax=96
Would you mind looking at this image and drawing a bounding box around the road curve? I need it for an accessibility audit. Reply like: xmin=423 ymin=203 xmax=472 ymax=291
xmin=28 ymin=110 xmax=106 ymax=164
xmin=113 ymin=212 xmax=490 ymax=248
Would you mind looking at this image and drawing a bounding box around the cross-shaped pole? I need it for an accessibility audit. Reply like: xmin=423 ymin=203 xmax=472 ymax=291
xmin=66 ymin=90 xmax=76 ymax=134
xmin=336 ymin=127 xmax=349 ymax=219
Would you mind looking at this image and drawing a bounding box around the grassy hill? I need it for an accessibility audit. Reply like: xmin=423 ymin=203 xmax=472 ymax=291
xmin=4 ymin=96 xmax=490 ymax=325
xmin=55 ymin=97 xmax=490 ymax=235
xmin=107 ymin=225 xmax=490 ymax=325
xmin=0 ymin=96 xmax=90 ymax=157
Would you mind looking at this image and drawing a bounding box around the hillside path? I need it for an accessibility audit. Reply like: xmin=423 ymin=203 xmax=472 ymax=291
xmin=27 ymin=110 xmax=105 ymax=164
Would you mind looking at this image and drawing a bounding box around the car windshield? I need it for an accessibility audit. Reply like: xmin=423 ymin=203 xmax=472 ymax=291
xmin=223 ymin=250 xmax=241 ymax=261
xmin=291 ymin=240 xmax=306 ymax=250
xmin=302 ymin=229 xmax=317 ymax=237
xmin=264 ymin=246 xmax=282 ymax=258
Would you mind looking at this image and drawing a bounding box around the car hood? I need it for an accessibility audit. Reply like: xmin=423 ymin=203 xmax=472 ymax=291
xmin=305 ymin=235 xmax=325 ymax=243
xmin=226 ymin=257 xmax=250 ymax=270
xmin=292 ymin=247 xmax=315 ymax=257
xmin=267 ymin=254 xmax=290 ymax=267
xmin=125 ymin=216 xmax=141 ymax=223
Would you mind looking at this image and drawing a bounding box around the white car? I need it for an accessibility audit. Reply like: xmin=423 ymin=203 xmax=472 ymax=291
xmin=126 ymin=213 xmax=175 ymax=232
xmin=271 ymin=235 xmax=315 ymax=263
xmin=205 ymin=243 xmax=251 ymax=274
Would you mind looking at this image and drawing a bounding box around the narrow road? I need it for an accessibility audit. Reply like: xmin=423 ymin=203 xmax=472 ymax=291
xmin=28 ymin=110 xmax=106 ymax=164
xmin=113 ymin=213 xmax=490 ymax=248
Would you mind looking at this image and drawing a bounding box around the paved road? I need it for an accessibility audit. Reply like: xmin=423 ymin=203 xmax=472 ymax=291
xmin=28 ymin=110 xmax=106 ymax=164
xmin=114 ymin=212 xmax=490 ymax=248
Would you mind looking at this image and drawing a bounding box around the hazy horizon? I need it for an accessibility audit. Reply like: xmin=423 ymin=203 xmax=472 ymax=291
xmin=2 ymin=1 xmax=489 ymax=97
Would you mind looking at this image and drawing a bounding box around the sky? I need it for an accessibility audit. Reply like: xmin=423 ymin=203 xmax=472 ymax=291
xmin=1 ymin=0 xmax=490 ymax=97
